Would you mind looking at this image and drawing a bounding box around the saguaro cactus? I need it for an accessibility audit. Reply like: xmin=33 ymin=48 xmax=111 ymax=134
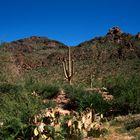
xmin=62 ymin=47 xmax=74 ymax=85
xmin=90 ymin=73 xmax=93 ymax=89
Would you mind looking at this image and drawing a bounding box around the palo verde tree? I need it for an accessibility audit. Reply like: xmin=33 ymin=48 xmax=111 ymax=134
xmin=62 ymin=47 xmax=74 ymax=85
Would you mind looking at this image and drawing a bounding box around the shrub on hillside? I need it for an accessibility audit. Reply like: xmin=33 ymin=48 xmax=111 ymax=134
xmin=35 ymin=84 xmax=59 ymax=99
xmin=63 ymin=85 xmax=110 ymax=113
xmin=0 ymin=83 xmax=22 ymax=94
xmin=24 ymin=76 xmax=59 ymax=99
xmin=103 ymin=75 xmax=140 ymax=114
xmin=0 ymin=90 xmax=56 ymax=139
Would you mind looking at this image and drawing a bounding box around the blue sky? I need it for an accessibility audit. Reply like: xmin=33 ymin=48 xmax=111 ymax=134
xmin=0 ymin=0 xmax=140 ymax=46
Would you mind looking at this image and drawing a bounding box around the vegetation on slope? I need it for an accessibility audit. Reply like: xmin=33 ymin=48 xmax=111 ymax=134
xmin=0 ymin=27 xmax=140 ymax=139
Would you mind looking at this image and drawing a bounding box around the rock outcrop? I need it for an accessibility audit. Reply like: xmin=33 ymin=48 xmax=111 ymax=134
xmin=107 ymin=26 xmax=123 ymax=35
xmin=136 ymin=32 xmax=140 ymax=38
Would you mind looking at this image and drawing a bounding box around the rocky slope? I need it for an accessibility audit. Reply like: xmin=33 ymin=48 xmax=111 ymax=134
xmin=0 ymin=27 xmax=140 ymax=84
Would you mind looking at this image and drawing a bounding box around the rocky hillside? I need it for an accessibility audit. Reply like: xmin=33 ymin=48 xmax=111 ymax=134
xmin=1 ymin=36 xmax=67 ymax=70
xmin=0 ymin=27 xmax=140 ymax=85
xmin=76 ymin=26 xmax=140 ymax=59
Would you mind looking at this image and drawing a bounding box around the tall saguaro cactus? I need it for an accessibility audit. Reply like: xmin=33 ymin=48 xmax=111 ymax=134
xmin=62 ymin=47 xmax=74 ymax=85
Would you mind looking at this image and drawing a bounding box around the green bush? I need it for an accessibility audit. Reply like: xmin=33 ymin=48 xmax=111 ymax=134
xmin=0 ymin=117 xmax=36 ymax=140
xmin=24 ymin=77 xmax=59 ymax=99
xmin=0 ymin=83 xmax=22 ymax=94
xmin=64 ymin=85 xmax=110 ymax=113
xmin=104 ymin=75 xmax=140 ymax=114
xmin=0 ymin=92 xmax=42 ymax=123
xmin=124 ymin=119 xmax=140 ymax=130
xmin=35 ymin=84 xmax=59 ymax=99
xmin=0 ymin=89 xmax=56 ymax=139
xmin=0 ymin=117 xmax=24 ymax=139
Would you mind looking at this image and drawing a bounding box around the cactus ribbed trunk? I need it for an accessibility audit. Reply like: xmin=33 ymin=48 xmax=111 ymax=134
xmin=62 ymin=47 xmax=74 ymax=85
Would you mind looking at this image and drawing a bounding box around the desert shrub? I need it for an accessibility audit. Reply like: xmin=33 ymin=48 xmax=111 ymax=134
xmin=78 ymin=92 xmax=110 ymax=113
xmin=103 ymin=75 xmax=126 ymax=98
xmin=103 ymin=75 xmax=140 ymax=114
xmin=35 ymin=84 xmax=59 ymax=99
xmin=124 ymin=119 xmax=140 ymax=130
xmin=0 ymin=117 xmax=24 ymax=139
xmin=0 ymin=92 xmax=42 ymax=123
xmin=0 ymin=117 xmax=36 ymax=140
xmin=88 ymin=128 xmax=108 ymax=138
xmin=0 ymin=90 xmax=56 ymax=139
xmin=23 ymin=76 xmax=36 ymax=91
xmin=116 ymin=127 xmax=128 ymax=134
xmin=24 ymin=76 xmax=59 ymax=99
xmin=0 ymin=83 xmax=22 ymax=94
xmin=63 ymin=85 xmax=110 ymax=113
